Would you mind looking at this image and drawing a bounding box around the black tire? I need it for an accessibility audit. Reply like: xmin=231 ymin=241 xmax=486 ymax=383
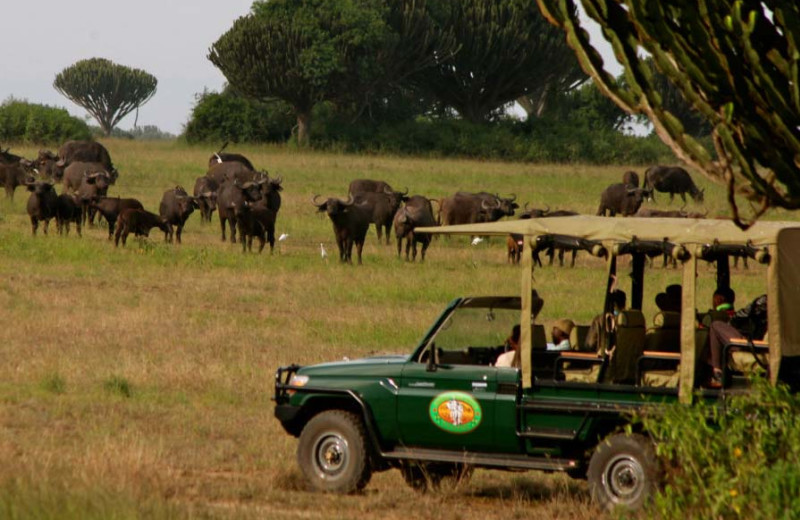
xmin=400 ymin=462 xmax=472 ymax=492
xmin=297 ymin=410 xmax=372 ymax=493
xmin=587 ymin=433 xmax=661 ymax=511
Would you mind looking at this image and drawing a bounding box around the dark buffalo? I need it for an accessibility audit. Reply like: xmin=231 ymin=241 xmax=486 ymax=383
xmin=159 ymin=186 xmax=198 ymax=243
xmin=312 ymin=195 xmax=371 ymax=265
xmin=90 ymin=197 xmax=144 ymax=240
xmin=57 ymin=140 xmax=114 ymax=171
xmin=217 ymin=179 xmax=265 ymax=243
xmin=55 ymin=193 xmax=82 ymax=236
xmin=0 ymin=146 xmax=23 ymax=165
xmin=439 ymin=192 xmax=517 ymax=226
xmin=75 ymin=171 xmax=112 ymax=225
xmin=597 ymin=184 xmax=651 ymax=217
xmin=114 ymin=209 xmax=171 ymax=247
xmin=193 ymin=176 xmax=219 ymax=222
xmin=643 ymin=165 xmax=704 ymax=203
xmin=622 ymin=170 xmax=640 ymax=188
xmin=253 ymin=175 xmax=283 ymax=213
xmin=0 ymin=163 xmax=33 ymax=200
xmin=63 ymin=161 xmax=109 ymax=193
xmin=234 ymin=201 xmax=276 ymax=254
xmin=25 ymin=181 xmax=58 ymax=235
xmin=467 ymin=192 xmax=518 ymax=221
xmin=353 ymin=190 xmax=407 ymax=244
xmin=348 ymin=179 xmax=398 ymax=196
xmin=393 ymin=195 xmax=437 ymax=262
xmin=35 ymin=150 xmax=64 ymax=181
xmin=208 ymin=142 xmax=255 ymax=171
xmin=206 ymin=161 xmax=262 ymax=185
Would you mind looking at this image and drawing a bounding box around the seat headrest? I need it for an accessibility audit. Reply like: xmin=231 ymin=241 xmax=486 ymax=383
xmin=654 ymin=311 xmax=681 ymax=329
xmin=617 ymin=309 xmax=645 ymax=328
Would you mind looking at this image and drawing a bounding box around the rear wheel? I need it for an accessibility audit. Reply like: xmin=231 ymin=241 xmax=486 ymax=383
xmin=297 ymin=410 xmax=372 ymax=493
xmin=587 ymin=433 xmax=660 ymax=511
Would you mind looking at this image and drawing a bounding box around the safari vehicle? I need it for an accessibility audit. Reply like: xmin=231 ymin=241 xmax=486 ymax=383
xmin=274 ymin=216 xmax=800 ymax=509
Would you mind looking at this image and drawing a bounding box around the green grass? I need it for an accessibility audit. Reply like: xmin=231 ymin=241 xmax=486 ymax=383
xmin=0 ymin=139 xmax=789 ymax=519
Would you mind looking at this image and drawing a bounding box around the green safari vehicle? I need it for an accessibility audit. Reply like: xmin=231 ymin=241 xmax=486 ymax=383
xmin=274 ymin=216 xmax=800 ymax=509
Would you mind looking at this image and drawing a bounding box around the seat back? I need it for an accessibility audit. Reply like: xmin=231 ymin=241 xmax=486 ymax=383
xmin=532 ymin=324 xmax=547 ymax=351
xmin=569 ymin=325 xmax=589 ymax=351
xmin=644 ymin=311 xmax=681 ymax=352
xmin=607 ymin=310 xmax=646 ymax=384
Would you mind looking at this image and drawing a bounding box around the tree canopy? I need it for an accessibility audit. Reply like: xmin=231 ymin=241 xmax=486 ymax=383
xmin=53 ymin=58 xmax=157 ymax=137
xmin=536 ymin=0 xmax=800 ymax=226
xmin=209 ymin=0 xmax=450 ymax=146
xmin=411 ymin=0 xmax=586 ymax=123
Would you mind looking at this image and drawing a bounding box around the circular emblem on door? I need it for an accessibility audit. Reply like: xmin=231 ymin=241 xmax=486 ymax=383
xmin=429 ymin=391 xmax=483 ymax=434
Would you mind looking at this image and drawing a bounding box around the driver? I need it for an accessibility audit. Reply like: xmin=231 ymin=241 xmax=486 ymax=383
xmin=495 ymin=324 xmax=521 ymax=368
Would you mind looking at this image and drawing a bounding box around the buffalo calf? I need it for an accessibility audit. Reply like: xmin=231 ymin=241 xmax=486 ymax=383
xmin=56 ymin=193 xmax=82 ymax=236
xmin=114 ymin=209 xmax=171 ymax=247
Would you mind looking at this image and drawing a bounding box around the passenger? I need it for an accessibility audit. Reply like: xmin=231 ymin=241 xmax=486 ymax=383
xmin=495 ymin=324 xmax=521 ymax=368
xmin=655 ymin=284 xmax=682 ymax=313
xmin=703 ymin=288 xmax=741 ymax=388
xmin=584 ymin=289 xmax=626 ymax=352
xmin=548 ymin=319 xmax=575 ymax=351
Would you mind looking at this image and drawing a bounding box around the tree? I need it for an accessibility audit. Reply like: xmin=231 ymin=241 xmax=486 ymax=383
xmin=53 ymin=58 xmax=157 ymax=137
xmin=209 ymin=0 xmax=450 ymax=146
xmin=411 ymin=0 xmax=586 ymax=123
xmin=536 ymin=1 xmax=800 ymax=226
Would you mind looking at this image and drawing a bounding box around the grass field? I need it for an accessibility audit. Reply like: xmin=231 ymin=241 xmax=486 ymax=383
xmin=0 ymin=140 xmax=787 ymax=519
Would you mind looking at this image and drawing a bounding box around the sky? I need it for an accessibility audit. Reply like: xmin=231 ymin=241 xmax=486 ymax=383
xmin=0 ymin=1 xmax=620 ymax=136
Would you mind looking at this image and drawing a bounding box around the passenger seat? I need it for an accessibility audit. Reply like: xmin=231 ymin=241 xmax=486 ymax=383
xmin=606 ymin=310 xmax=646 ymax=384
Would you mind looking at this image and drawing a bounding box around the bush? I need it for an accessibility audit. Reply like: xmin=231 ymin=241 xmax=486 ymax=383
xmin=0 ymin=98 xmax=91 ymax=144
xmin=640 ymin=378 xmax=800 ymax=518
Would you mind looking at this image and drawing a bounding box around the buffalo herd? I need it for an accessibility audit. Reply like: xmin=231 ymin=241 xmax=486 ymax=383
xmin=1 ymin=141 xmax=710 ymax=266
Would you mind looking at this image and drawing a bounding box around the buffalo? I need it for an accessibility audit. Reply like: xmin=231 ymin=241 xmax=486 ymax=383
xmin=75 ymin=171 xmax=112 ymax=225
xmin=206 ymin=161 xmax=261 ymax=186
xmin=208 ymin=142 xmax=255 ymax=171
xmin=643 ymin=165 xmax=704 ymax=203
xmin=393 ymin=195 xmax=437 ymax=261
xmin=57 ymin=140 xmax=114 ymax=172
xmin=193 ymin=176 xmax=219 ymax=222
xmin=312 ymin=195 xmax=371 ymax=265
xmin=0 ymin=162 xmax=34 ymax=200
xmin=439 ymin=192 xmax=517 ymax=226
xmin=597 ymin=184 xmax=651 ymax=217
xmin=234 ymin=201 xmax=276 ymax=254
xmin=217 ymin=179 xmax=265 ymax=243
xmin=0 ymin=146 xmax=23 ymax=165
xmin=90 ymin=197 xmax=145 ymax=240
xmin=63 ymin=162 xmax=109 ymax=193
xmin=55 ymin=193 xmax=82 ymax=236
xmin=35 ymin=150 xmax=64 ymax=181
xmin=114 ymin=209 xmax=171 ymax=247
xmin=622 ymin=170 xmax=640 ymax=188
xmin=353 ymin=190 xmax=407 ymax=244
xmin=159 ymin=186 xmax=198 ymax=243
xmin=25 ymin=181 xmax=58 ymax=235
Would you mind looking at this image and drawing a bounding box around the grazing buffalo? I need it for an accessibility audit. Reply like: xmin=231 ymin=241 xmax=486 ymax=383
xmin=0 ymin=163 xmax=33 ymax=200
xmin=206 ymin=161 xmax=261 ymax=186
xmin=643 ymin=166 xmax=704 ymax=203
xmin=217 ymin=179 xmax=265 ymax=243
xmin=622 ymin=170 xmax=640 ymax=188
xmin=75 ymin=171 xmax=112 ymax=225
xmin=25 ymin=181 xmax=58 ymax=235
xmin=55 ymin=193 xmax=82 ymax=236
xmin=234 ymin=201 xmax=276 ymax=254
xmin=597 ymin=184 xmax=651 ymax=217
xmin=90 ymin=197 xmax=144 ymax=240
xmin=57 ymin=140 xmax=114 ymax=171
xmin=208 ymin=142 xmax=255 ymax=171
xmin=312 ymin=195 xmax=371 ymax=265
xmin=193 ymin=176 xmax=219 ymax=222
xmin=159 ymin=186 xmax=198 ymax=243
xmin=62 ymin=161 xmax=109 ymax=193
xmin=393 ymin=195 xmax=437 ymax=262
xmin=114 ymin=209 xmax=171 ymax=247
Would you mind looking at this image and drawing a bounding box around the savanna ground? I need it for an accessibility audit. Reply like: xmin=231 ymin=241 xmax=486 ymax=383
xmin=0 ymin=140 xmax=790 ymax=519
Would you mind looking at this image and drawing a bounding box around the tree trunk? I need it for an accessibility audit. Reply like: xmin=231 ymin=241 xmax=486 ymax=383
xmin=296 ymin=110 xmax=311 ymax=147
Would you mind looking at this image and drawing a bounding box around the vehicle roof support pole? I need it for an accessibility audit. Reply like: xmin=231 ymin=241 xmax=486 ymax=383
xmin=679 ymin=253 xmax=698 ymax=403
xmin=767 ymin=244 xmax=781 ymax=384
xmin=631 ymin=253 xmax=645 ymax=310
xmin=716 ymin=255 xmax=730 ymax=290
xmin=520 ymin=235 xmax=534 ymax=388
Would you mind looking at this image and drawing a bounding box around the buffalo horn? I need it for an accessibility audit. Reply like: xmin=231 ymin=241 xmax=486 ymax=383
xmin=508 ymin=193 xmax=516 ymax=202
xmin=311 ymin=194 xmax=325 ymax=207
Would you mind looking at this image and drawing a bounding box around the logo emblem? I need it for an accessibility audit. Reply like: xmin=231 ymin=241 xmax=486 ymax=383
xmin=429 ymin=392 xmax=482 ymax=434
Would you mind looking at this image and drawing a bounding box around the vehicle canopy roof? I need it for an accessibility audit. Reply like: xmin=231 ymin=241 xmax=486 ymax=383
xmin=418 ymin=216 xmax=800 ymax=398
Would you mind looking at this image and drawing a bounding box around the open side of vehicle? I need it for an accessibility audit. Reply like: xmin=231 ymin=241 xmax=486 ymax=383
xmin=274 ymin=215 xmax=800 ymax=509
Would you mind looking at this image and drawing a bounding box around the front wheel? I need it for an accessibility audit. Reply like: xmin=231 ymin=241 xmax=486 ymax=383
xmin=587 ymin=433 xmax=661 ymax=511
xmin=297 ymin=410 xmax=372 ymax=493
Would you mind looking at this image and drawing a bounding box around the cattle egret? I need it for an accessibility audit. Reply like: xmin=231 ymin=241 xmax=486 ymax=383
xmin=320 ymin=243 xmax=328 ymax=259
xmin=278 ymin=233 xmax=289 ymax=241
xmin=471 ymin=237 xmax=484 ymax=246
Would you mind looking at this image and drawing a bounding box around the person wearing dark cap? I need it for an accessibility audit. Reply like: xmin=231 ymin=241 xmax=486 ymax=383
xmin=655 ymin=284 xmax=682 ymax=313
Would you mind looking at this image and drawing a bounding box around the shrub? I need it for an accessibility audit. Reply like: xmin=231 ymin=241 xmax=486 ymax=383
xmin=640 ymin=377 xmax=800 ymax=518
xmin=103 ymin=375 xmax=132 ymax=398
xmin=0 ymin=98 xmax=91 ymax=144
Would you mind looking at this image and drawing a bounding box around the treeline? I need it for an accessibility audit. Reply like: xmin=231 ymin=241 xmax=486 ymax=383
xmin=183 ymin=0 xmax=689 ymax=164
xmin=0 ymin=99 xmax=91 ymax=143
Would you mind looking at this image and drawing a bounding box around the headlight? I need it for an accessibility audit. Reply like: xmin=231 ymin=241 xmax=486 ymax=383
xmin=289 ymin=374 xmax=309 ymax=387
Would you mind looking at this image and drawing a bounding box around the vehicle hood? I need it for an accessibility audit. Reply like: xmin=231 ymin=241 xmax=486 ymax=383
xmin=298 ymin=354 xmax=409 ymax=376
